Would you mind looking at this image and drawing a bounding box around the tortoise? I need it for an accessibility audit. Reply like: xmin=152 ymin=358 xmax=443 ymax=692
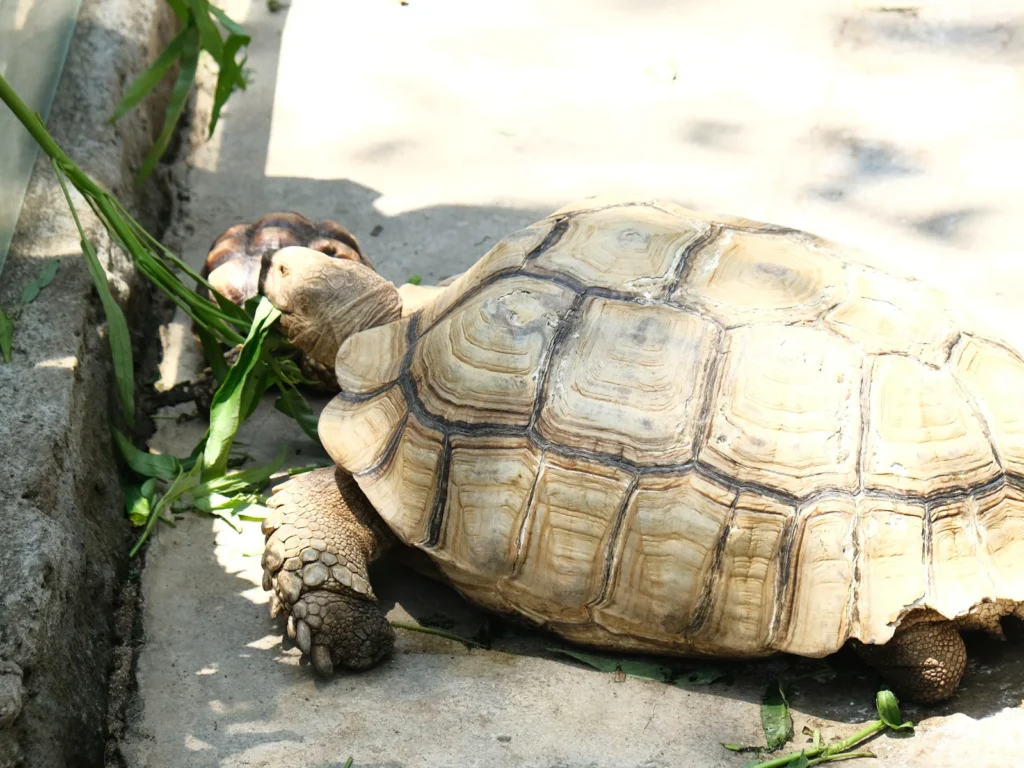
xmin=204 ymin=198 xmax=1024 ymax=704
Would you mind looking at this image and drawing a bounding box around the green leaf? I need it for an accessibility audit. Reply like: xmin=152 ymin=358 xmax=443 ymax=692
xmin=189 ymin=0 xmax=224 ymax=59
xmin=192 ymin=448 xmax=285 ymax=499
xmin=406 ymin=274 xmax=422 ymax=285
xmin=112 ymin=429 xmax=181 ymax=479
xmin=130 ymin=461 xmax=203 ymax=557
xmin=123 ymin=482 xmax=153 ymax=527
xmin=208 ymin=33 xmax=249 ymax=137
xmin=761 ymin=680 xmax=794 ymax=752
xmin=202 ymin=297 xmax=281 ymax=478
xmin=239 ymin=356 xmax=273 ymax=422
xmin=136 ymin=24 xmax=201 ymax=183
xmin=190 ymin=493 xmax=270 ymax=521
xmin=788 ymin=752 xmax=810 ymax=768
xmin=549 ymin=648 xmax=674 ymax=683
xmin=165 ymin=0 xmax=188 ymax=20
xmin=876 ymin=690 xmax=913 ymax=732
xmin=82 ymin=234 xmax=136 ymax=425
xmin=676 ymin=665 xmax=728 ymax=686
xmin=112 ymin=27 xmax=188 ymax=122
xmin=0 ymin=309 xmax=13 ymax=363
xmin=288 ymin=463 xmax=331 ymax=476
xmin=19 ymin=259 xmax=60 ymax=305
xmin=179 ymin=434 xmax=210 ymax=472
xmin=273 ymin=387 xmax=319 ymax=441
xmin=197 ymin=325 xmax=230 ymax=383
xmin=208 ymin=4 xmax=248 ymax=36
xmin=54 ymin=164 xmax=136 ymax=427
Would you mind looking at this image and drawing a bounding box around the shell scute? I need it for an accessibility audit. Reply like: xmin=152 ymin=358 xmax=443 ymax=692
xmin=673 ymin=228 xmax=846 ymax=327
xmin=411 ymin=275 xmax=576 ymax=427
xmin=591 ymin=472 xmax=735 ymax=643
xmin=702 ymin=324 xmax=862 ymax=497
xmin=498 ymin=454 xmax=633 ymax=625
xmin=537 ymin=297 xmax=720 ymax=465
xmin=523 ymin=205 xmax=709 ymax=297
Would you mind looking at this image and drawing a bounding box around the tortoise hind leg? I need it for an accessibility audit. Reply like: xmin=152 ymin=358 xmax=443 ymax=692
xmin=855 ymin=619 xmax=967 ymax=704
xmin=261 ymin=467 xmax=397 ymax=675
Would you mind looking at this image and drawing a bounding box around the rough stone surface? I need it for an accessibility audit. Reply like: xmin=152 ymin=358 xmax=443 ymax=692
xmin=129 ymin=0 xmax=1024 ymax=766
xmin=0 ymin=0 xmax=177 ymax=764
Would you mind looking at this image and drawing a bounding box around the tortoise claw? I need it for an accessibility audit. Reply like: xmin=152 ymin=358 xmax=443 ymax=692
xmin=311 ymin=645 xmax=334 ymax=677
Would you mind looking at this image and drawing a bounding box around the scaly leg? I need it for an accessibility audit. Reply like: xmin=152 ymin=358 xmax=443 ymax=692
xmin=856 ymin=619 xmax=967 ymax=703
xmin=261 ymin=467 xmax=396 ymax=675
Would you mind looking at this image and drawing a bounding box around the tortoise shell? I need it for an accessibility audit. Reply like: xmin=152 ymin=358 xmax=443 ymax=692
xmin=319 ymin=199 xmax=1024 ymax=658
xmin=203 ymin=212 xmax=371 ymax=304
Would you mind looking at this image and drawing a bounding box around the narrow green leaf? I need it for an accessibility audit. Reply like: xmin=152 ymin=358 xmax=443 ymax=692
xmin=84 ymin=240 xmax=136 ymax=423
xmin=788 ymin=752 xmax=810 ymax=768
xmin=211 ymin=288 xmax=252 ymax=324
xmin=407 ymin=274 xmax=422 ymax=285
xmin=676 ymin=665 xmax=728 ymax=686
xmin=165 ymin=0 xmax=188 ymax=21
xmin=236 ymin=511 xmax=270 ymax=523
xmin=204 ymin=496 xmax=269 ymax=513
xmin=203 ymin=297 xmax=281 ymax=478
xmin=811 ymin=751 xmax=877 ymax=765
xmin=391 ymin=621 xmax=484 ymax=649
xmin=239 ymin=356 xmax=273 ymax=422
xmin=130 ymin=462 xmax=202 ymax=557
xmin=191 ymin=493 xmax=270 ymax=523
xmin=342 ymin=757 xmax=353 ymax=768
xmin=178 ymin=434 xmax=210 ymax=472
xmin=197 ymin=326 xmax=230 ymax=383
xmin=208 ymin=4 xmax=248 ymax=36
xmin=141 ymin=476 xmax=158 ymax=501
xmin=190 ymin=0 xmax=224 ymax=59
xmin=273 ymin=387 xmax=319 ymax=441
xmin=287 ymin=463 xmax=330 ymax=476
xmin=761 ymin=680 xmax=794 ymax=752
xmin=19 ymin=259 xmax=60 ymax=305
xmin=123 ymin=483 xmax=153 ymax=527
xmin=112 ymin=429 xmax=181 ymax=479
xmin=208 ymin=34 xmax=249 ymax=137
xmin=136 ymin=24 xmax=201 ymax=183
xmin=270 ymin=355 xmax=317 ymax=387
xmin=112 ymin=27 xmax=188 ymax=122
xmin=192 ymin=449 xmax=285 ymax=499
xmin=549 ymin=648 xmax=674 ymax=683
xmin=211 ymin=507 xmax=243 ymax=532
xmin=0 ymin=309 xmax=13 ymax=363
xmin=875 ymin=690 xmax=913 ymax=731
xmin=54 ymin=163 xmax=135 ymax=426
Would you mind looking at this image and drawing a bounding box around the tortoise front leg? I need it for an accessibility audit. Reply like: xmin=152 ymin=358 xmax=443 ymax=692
xmin=855 ymin=619 xmax=967 ymax=703
xmin=261 ymin=467 xmax=397 ymax=674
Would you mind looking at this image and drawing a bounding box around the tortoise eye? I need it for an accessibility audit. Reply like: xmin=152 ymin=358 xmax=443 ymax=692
xmin=278 ymin=264 xmax=289 ymax=277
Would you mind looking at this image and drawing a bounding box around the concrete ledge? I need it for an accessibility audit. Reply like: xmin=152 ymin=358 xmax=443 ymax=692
xmin=0 ymin=0 xmax=178 ymax=764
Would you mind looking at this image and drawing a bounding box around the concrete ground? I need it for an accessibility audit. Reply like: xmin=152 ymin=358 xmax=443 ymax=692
xmin=125 ymin=0 xmax=1024 ymax=766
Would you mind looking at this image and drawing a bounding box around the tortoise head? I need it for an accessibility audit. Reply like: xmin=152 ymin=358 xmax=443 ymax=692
xmin=261 ymin=246 xmax=401 ymax=370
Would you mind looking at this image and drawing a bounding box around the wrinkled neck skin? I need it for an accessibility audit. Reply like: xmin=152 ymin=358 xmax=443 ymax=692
xmin=263 ymin=247 xmax=402 ymax=369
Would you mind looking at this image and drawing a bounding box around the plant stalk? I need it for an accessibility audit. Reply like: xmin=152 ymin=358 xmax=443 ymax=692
xmin=390 ymin=621 xmax=485 ymax=649
xmin=0 ymin=74 xmax=107 ymax=200
xmin=749 ymin=722 xmax=884 ymax=768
